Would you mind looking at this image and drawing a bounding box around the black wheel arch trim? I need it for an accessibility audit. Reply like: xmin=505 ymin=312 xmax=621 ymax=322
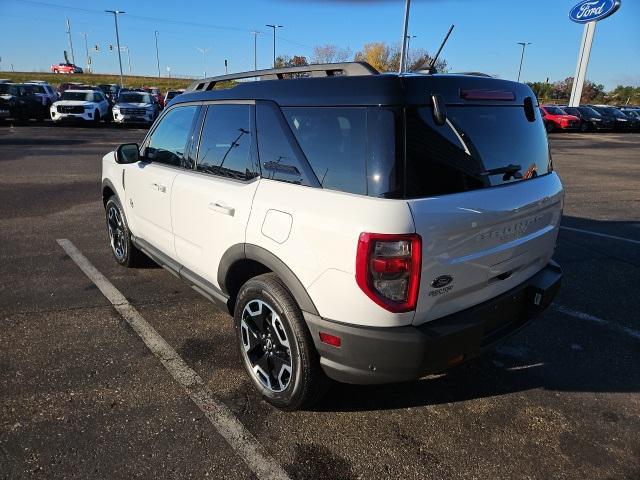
xmin=219 ymin=243 xmax=319 ymax=316
xmin=101 ymin=178 xmax=118 ymax=206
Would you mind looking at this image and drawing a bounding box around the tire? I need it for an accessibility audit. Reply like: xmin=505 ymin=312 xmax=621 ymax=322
xmin=545 ymin=122 xmax=554 ymax=133
xmin=580 ymin=122 xmax=589 ymax=133
xmin=104 ymin=196 xmax=144 ymax=267
xmin=93 ymin=110 xmax=101 ymax=126
xmin=234 ymin=273 xmax=330 ymax=410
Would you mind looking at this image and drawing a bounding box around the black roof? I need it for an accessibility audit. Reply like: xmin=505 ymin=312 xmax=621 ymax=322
xmin=172 ymin=62 xmax=536 ymax=107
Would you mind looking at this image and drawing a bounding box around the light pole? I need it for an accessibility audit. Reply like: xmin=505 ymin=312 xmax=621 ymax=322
xmin=154 ymin=30 xmax=160 ymax=78
xmin=517 ymin=42 xmax=532 ymax=83
xmin=105 ymin=10 xmax=125 ymax=87
xmin=121 ymin=46 xmax=131 ymax=74
xmin=405 ymin=34 xmax=417 ymax=70
xmin=79 ymin=32 xmax=90 ymax=73
xmin=265 ymin=24 xmax=283 ymax=68
xmin=252 ymin=31 xmax=259 ymax=71
xmin=196 ymin=47 xmax=210 ymax=78
xmin=399 ymin=0 xmax=411 ymax=73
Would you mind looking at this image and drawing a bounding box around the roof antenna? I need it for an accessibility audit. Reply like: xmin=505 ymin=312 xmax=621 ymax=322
xmin=427 ymin=24 xmax=454 ymax=74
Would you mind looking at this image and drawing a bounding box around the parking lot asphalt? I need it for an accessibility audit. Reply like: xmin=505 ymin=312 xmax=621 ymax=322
xmin=1 ymin=125 xmax=639 ymax=480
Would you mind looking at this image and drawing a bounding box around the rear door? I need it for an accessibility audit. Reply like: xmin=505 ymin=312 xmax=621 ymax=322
xmin=403 ymin=91 xmax=563 ymax=325
xmin=125 ymin=104 xmax=199 ymax=256
xmin=171 ymin=102 xmax=260 ymax=287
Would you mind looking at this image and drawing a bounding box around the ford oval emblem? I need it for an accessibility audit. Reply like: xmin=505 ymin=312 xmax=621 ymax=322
xmin=431 ymin=275 xmax=453 ymax=289
xmin=569 ymin=0 xmax=621 ymax=24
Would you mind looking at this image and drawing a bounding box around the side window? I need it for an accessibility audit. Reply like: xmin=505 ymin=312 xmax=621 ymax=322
xmin=282 ymin=107 xmax=367 ymax=195
xmin=147 ymin=105 xmax=198 ymax=167
xmin=196 ymin=104 xmax=256 ymax=180
xmin=256 ymin=102 xmax=317 ymax=187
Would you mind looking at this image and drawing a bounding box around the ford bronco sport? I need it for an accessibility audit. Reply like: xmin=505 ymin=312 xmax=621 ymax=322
xmin=101 ymin=62 xmax=563 ymax=410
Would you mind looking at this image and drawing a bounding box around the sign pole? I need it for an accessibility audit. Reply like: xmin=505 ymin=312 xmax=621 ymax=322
xmin=569 ymin=21 xmax=596 ymax=107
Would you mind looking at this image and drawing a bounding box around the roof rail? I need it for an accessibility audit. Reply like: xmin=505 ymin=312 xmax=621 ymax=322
xmin=187 ymin=62 xmax=378 ymax=91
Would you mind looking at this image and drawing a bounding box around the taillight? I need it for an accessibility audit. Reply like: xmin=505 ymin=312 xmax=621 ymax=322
xmin=356 ymin=233 xmax=422 ymax=313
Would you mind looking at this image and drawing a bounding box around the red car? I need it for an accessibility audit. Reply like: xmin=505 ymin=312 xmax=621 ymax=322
xmin=143 ymin=87 xmax=164 ymax=109
xmin=539 ymin=105 xmax=580 ymax=132
xmin=51 ymin=63 xmax=83 ymax=74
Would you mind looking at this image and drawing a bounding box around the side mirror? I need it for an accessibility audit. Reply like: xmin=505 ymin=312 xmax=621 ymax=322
xmin=116 ymin=143 xmax=141 ymax=164
xmin=431 ymin=94 xmax=447 ymax=126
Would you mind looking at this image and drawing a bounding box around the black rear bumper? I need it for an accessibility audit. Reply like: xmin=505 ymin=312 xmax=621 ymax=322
xmin=305 ymin=261 xmax=562 ymax=385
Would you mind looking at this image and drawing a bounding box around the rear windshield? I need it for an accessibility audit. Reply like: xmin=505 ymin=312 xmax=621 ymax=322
xmin=405 ymin=106 xmax=550 ymax=197
xmin=278 ymin=105 xmax=549 ymax=199
xmin=24 ymin=84 xmax=46 ymax=94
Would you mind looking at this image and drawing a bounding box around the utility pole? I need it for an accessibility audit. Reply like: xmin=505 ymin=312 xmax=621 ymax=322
xmin=252 ymin=31 xmax=259 ymax=71
xmin=265 ymin=24 xmax=283 ymax=68
xmin=154 ymin=30 xmax=160 ymax=78
xmin=517 ymin=42 xmax=532 ymax=83
xmin=405 ymin=34 xmax=417 ymax=70
xmin=65 ymin=18 xmax=76 ymax=64
xmin=196 ymin=47 xmax=210 ymax=78
xmin=79 ymin=32 xmax=90 ymax=73
xmin=105 ymin=10 xmax=125 ymax=87
xmin=399 ymin=0 xmax=411 ymax=73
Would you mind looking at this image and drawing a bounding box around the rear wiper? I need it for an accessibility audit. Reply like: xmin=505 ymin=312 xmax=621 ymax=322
xmin=482 ymin=164 xmax=522 ymax=181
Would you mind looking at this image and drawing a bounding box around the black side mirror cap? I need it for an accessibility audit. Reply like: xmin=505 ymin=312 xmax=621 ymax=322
xmin=116 ymin=143 xmax=141 ymax=164
xmin=431 ymin=94 xmax=447 ymax=126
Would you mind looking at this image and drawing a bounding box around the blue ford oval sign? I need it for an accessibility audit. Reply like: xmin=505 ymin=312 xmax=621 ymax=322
xmin=569 ymin=0 xmax=621 ymax=23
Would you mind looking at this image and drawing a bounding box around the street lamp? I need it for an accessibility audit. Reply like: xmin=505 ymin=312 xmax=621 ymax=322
xmin=196 ymin=47 xmax=210 ymax=78
xmin=517 ymin=42 xmax=532 ymax=83
xmin=154 ymin=31 xmax=160 ymax=78
xmin=399 ymin=0 xmax=411 ymax=73
xmin=405 ymin=34 xmax=417 ymax=69
xmin=105 ymin=10 xmax=125 ymax=87
xmin=79 ymin=32 xmax=90 ymax=73
xmin=265 ymin=24 xmax=283 ymax=68
xmin=251 ymin=31 xmax=259 ymax=71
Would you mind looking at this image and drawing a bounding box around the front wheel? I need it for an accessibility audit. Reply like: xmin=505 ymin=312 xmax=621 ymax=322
xmin=105 ymin=196 xmax=144 ymax=267
xmin=545 ymin=122 xmax=555 ymax=133
xmin=234 ymin=273 xmax=329 ymax=410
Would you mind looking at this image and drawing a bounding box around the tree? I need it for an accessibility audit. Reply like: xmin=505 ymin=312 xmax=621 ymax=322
xmin=354 ymin=42 xmax=448 ymax=73
xmin=354 ymin=42 xmax=390 ymax=72
xmin=311 ymin=44 xmax=351 ymax=64
xmin=274 ymin=54 xmax=308 ymax=68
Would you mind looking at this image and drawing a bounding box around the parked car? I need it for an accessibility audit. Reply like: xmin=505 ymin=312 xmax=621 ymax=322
xmin=50 ymin=89 xmax=110 ymax=125
xmin=112 ymin=91 xmax=160 ymax=125
xmin=101 ymin=62 xmax=563 ymax=410
xmin=164 ymin=89 xmax=185 ymax=105
xmin=0 ymin=83 xmax=47 ymax=122
xmin=562 ymin=106 xmax=614 ymax=132
xmin=618 ymin=107 xmax=640 ymax=132
xmin=51 ymin=62 xmax=83 ymax=74
xmin=98 ymin=84 xmax=121 ymax=104
xmin=143 ymin=87 xmax=165 ymax=109
xmin=590 ymin=105 xmax=636 ymax=132
xmin=539 ymin=105 xmax=580 ymax=132
xmin=57 ymin=82 xmax=84 ymax=95
xmin=23 ymin=82 xmax=58 ymax=107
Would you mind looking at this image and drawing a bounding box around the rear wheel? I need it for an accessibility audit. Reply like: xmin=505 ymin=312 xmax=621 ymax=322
xmin=105 ymin=196 xmax=144 ymax=267
xmin=234 ymin=273 xmax=329 ymax=410
xmin=93 ymin=110 xmax=101 ymax=126
xmin=580 ymin=122 xmax=589 ymax=133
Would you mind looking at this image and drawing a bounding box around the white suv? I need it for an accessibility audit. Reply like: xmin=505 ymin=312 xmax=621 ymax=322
xmin=101 ymin=63 xmax=563 ymax=410
xmin=51 ymin=89 xmax=110 ymax=124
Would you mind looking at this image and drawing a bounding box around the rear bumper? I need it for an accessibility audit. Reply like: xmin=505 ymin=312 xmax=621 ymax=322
xmin=305 ymin=261 xmax=562 ymax=384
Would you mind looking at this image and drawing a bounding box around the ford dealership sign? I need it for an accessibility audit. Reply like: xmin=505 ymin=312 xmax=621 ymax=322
xmin=569 ymin=0 xmax=621 ymax=23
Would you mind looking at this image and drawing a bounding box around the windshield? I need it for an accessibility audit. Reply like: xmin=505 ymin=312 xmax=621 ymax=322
xmin=612 ymin=109 xmax=629 ymax=119
xmin=118 ymin=93 xmax=152 ymax=103
xmin=61 ymin=91 xmax=93 ymax=101
xmin=578 ymin=107 xmax=600 ymax=117
xmin=544 ymin=106 xmax=566 ymax=115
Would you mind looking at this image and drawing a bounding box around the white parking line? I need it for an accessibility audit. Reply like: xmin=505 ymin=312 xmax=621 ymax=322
xmin=554 ymin=304 xmax=640 ymax=341
xmin=56 ymin=239 xmax=291 ymax=480
xmin=560 ymin=226 xmax=640 ymax=246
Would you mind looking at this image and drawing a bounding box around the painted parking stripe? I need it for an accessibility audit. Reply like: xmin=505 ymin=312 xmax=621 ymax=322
xmin=56 ymin=239 xmax=291 ymax=480
xmin=560 ymin=226 xmax=640 ymax=246
xmin=554 ymin=304 xmax=640 ymax=341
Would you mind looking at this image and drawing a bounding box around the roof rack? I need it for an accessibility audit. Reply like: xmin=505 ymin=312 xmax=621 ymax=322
xmin=187 ymin=62 xmax=378 ymax=91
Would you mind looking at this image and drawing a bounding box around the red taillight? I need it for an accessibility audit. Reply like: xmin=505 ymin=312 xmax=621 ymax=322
xmin=319 ymin=332 xmax=341 ymax=348
xmin=356 ymin=232 xmax=422 ymax=313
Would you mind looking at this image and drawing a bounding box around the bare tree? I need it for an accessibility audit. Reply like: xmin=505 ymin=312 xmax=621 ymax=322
xmin=312 ymin=44 xmax=352 ymax=64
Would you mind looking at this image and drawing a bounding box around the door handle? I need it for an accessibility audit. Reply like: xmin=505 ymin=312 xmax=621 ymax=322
xmin=151 ymin=182 xmax=166 ymax=193
xmin=209 ymin=202 xmax=235 ymax=216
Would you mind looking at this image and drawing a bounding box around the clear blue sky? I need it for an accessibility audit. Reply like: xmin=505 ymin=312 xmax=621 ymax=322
xmin=1 ymin=0 xmax=638 ymax=89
